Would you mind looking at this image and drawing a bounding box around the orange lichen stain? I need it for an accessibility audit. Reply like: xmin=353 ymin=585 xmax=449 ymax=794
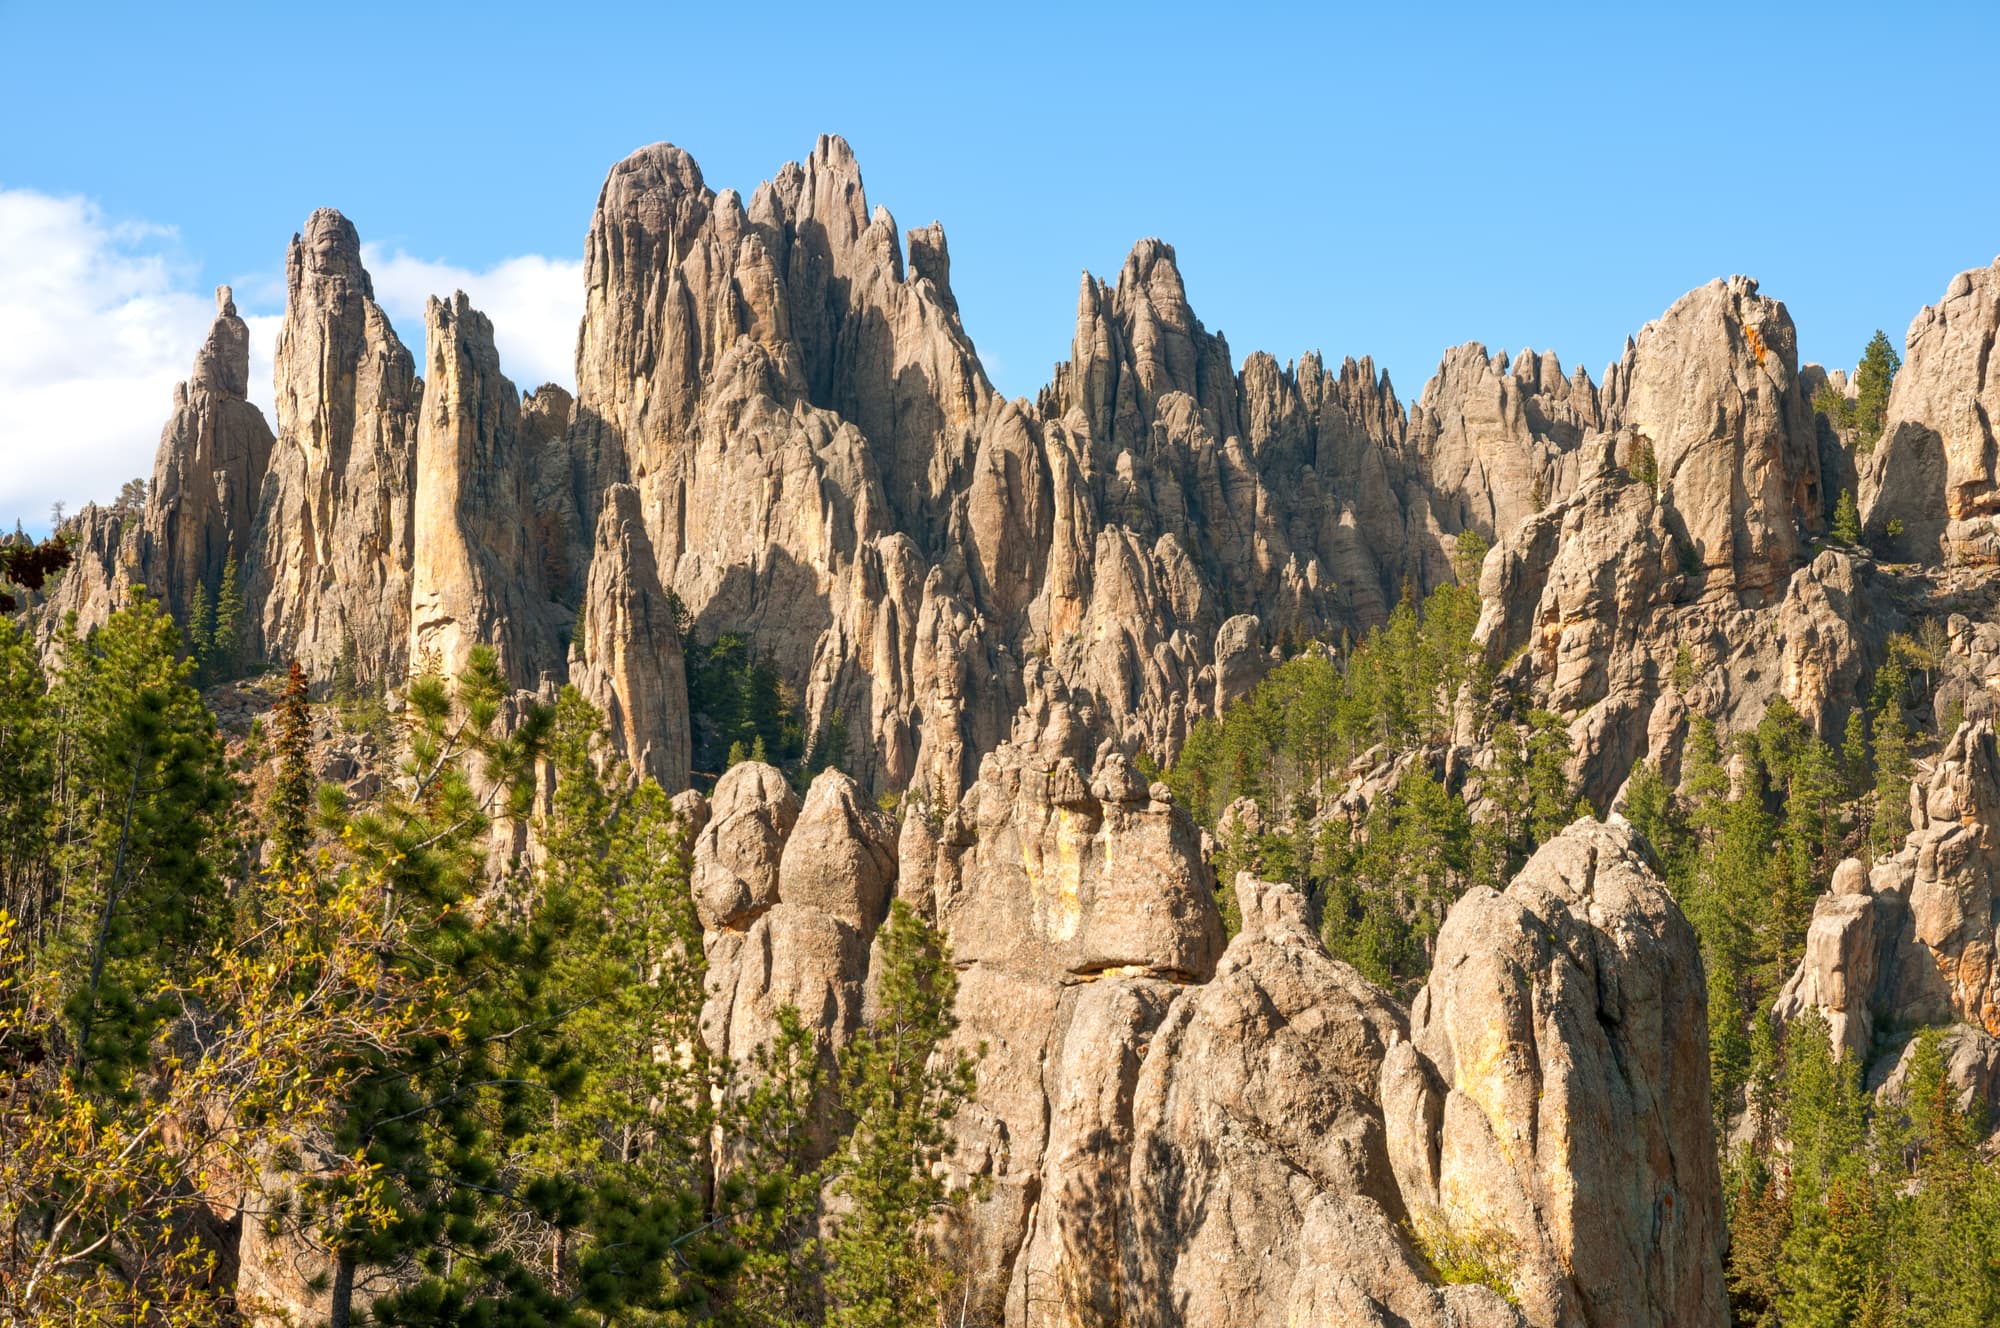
xmin=1746 ymin=326 xmax=1768 ymax=367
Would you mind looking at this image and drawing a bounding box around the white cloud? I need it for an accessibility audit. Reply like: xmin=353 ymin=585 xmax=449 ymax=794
xmin=361 ymin=246 xmax=583 ymax=395
xmin=0 ymin=187 xmax=582 ymax=534
xmin=0 ymin=189 xmax=232 ymax=529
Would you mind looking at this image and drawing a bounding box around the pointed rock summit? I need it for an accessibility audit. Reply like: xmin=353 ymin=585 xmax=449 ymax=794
xmin=249 ymin=208 xmax=422 ymax=685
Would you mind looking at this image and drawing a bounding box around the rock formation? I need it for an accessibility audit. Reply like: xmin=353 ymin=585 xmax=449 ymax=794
xmin=671 ymin=702 xmax=1725 ymax=1326
xmin=248 ymin=208 xmax=422 ymax=686
xmin=40 ymin=139 xmax=1902 ymax=834
xmin=570 ymin=484 xmax=691 ymax=789
xmin=1776 ymin=720 xmax=2000 ymax=1122
xmin=46 ymin=130 xmax=1989 ymax=1328
xmin=1469 ymin=277 xmax=1867 ymax=807
xmin=1407 ymin=342 xmax=1600 ymax=543
xmin=136 ymin=286 xmax=276 ymax=623
xmin=409 ymin=293 xmax=564 ymax=684
xmin=38 ymin=287 xmax=273 ymax=639
xmin=1599 ymin=276 xmax=1823 ymax=604
xmin=1391 ymin=817 xmax=1726 ymax=1328
xmin=1859 ymin=258 xmax=2000 ymax=562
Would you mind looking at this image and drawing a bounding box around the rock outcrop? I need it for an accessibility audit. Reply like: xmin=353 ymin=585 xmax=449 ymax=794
xmin=23 ymin=130 xmax=1862 ymax=1326
xmin=694 ymin=763 xmax=897 ymax=1122
xmin=1471 ymin=277 xmax=1867 ymax=808
xmin=1599 ymin=276 xmax=1822 ymax=604
xmin=409 ymin=293 xmax=565 ymax=684
xmin=1392 ymin=817 xmax=1726 ymax=1328
xmin=1776 ymin=720 xmax=2000 ymax=1123
xmin=569 ymin=484 xmax=692 ymax=789
xmin=1407 ymin=342 xmax=1600 ymax=543
xmin=135 ymin=286 xmax=276 ymax=623
xmin=39 ymin=288 xmax=274 ymax=640
xmin=1124 ymin=876 xmax=1429 ymax=1327
xmin=1859 ymin=258 xmax=2000 ymax=561
xmin=248 ymin=208 xmax=421 ymax=686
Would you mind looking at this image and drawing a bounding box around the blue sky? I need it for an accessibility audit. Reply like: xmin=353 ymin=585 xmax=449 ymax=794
xmin=4 ymin=0 xmax=1998 ymax=527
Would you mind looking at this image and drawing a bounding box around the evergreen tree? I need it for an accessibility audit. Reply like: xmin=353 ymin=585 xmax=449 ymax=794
xmin=1841 ymin=708 xmax=1871 ymax=801
xmin=0 ymin=614 xmax=51 ymax=938
xmin=1522 ymin=708 xmax=1580 ymax=845
xmin=1832 ymin=488 xmax=1863 ymax=545
xmin=1622 ymin=758 xmax=1688 ymax=878
xmin=306 ymin=646 xmax=570 ymax=1327
xmin=1871 ymin=654 xmax=1913 ymax=854
xmin=1852 ymin=329 xmax=1901 ymax=452
xmin=823 ymin=902 xmax=978 ymax=1328
xmin=1628 ymin=435 xmax=1659 ymax=487
xmin=183 ymin=579 xmax=215 ymax=678
xmin=43 ymin=592 xmax=237 ymax=1093
xmin=213 ymin=554 xmax=244 ymax=679
xmin=268 ymin=660 xmax=314 ymax=875
xmin=529 ymin=687 xmax=744 ymax=1317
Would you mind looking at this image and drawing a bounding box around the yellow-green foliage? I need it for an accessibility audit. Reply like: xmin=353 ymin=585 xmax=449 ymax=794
xmin=1410 ymin=1207 xmax=1521 ymax=1306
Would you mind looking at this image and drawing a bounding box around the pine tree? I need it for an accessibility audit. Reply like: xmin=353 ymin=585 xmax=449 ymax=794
xmin=1523 ymin=708 xmax=1580 ymax=844
xmin=1623 ymin=759 xmax=1688 ymax=879
xmin=1871 ymin=654 xmax=1912 ymax=854
xmin=1686 ymin=738 xmax=1780 ymax=1125
xmin=1628 ymin=435 xmax=1659 ymax=487
xmin=268 ymin=660 xmax=314 ymax=875
xmin=1852 ymin=329 xmax=1901 ymax=452
xmin=1841 ymin=708 xmax=1871 ymax=800
xmin=183 ymin=579 xmax=215 ymax=680
xmin=305 ymin=646 xmax=572 ymax=1327
xmin=823 ymin=902 xmax=978 ymax=1328
xmin=43 ymin=591 xmax=238 ymax=1093
xmin=213 ymin=554 xmax=244 ymax=679
xmin=0 ymin=614 xmax=52 ymax=937
xmin=1832 ymin=488 xmax=1862 ymax=545
xmin=528 ymin=687 xmax=742 ymax=1316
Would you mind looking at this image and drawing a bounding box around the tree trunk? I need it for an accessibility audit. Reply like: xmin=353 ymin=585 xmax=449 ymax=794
xmin=329 ymin=1247 xmax=357 ymax=1328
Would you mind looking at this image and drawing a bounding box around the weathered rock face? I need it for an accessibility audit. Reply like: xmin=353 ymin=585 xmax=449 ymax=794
xmin=694 ymin=763 xmax=900 ymax=1129
xmin=1454 ymin=276 xmax=1883 ymax=814
xmin=1123 ymin=876 xmax=1431 ymax=1327
xmin=1408 ymin=342 xmax=1601 ymax=543
xmin=564 ymin=137 xmax=1014 ymax=796
xmin=1475 ymin=446 xmax=1869 ymax=809
xmin=777 ymin=768 xmax=896 ymax=930
xmin=1038 ymin=239 xmax=1449 ymax=659
xmin=249 ymin=208 xmax=421 ymax=686
xmin=34 ymin=498 xmax=140 ymax=644
xmin=1393 ymin=817 xmax=1726 ymax=1328
xmin=1859 ymin=258 xmax=2000 ymax=561
xmin=38 ymin=289 xmax=276 ymax=641
xmin=692 ymin=760 xmax=801 ymax=933
xmin=1892 ymin=720 xmax=2000 ymax=1035
xmin=409 ymin=293 xmax=564 ymax=684
xmin=931 ymin=736 xmax=1225 ymax=983
xmin=137 ymin=286 xmax=276 ymax=623
xmin=557 ymin=138 xmax=1509 ymax=799
xmin=1773 ymin=857 xmax=1952 ymax=1064
xmin=570 ymin=484 xmax=691 ymax=790
xmin=1599 ymin=276 xmax=1823 ymax=604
